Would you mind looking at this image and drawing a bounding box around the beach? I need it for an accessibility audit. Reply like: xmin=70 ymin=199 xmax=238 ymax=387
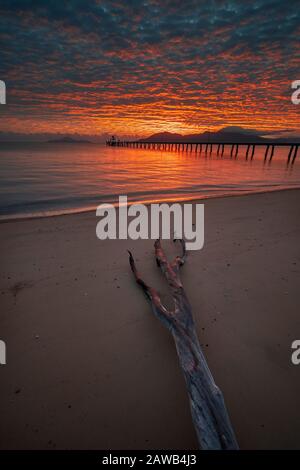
xmin=0 ymin=189 xmax=300 ymax=450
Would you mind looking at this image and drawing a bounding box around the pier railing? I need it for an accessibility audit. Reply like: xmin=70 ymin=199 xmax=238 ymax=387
xmin=106 ymin=140 xmax=299 ymax=164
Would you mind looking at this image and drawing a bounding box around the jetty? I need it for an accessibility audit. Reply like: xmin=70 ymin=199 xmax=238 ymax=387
xmin=106 ymin=139 xmax=299 ymax=165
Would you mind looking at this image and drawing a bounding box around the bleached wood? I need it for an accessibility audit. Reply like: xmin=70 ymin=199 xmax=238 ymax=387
xmin=128 ymin=240 xmax=238 ymax=450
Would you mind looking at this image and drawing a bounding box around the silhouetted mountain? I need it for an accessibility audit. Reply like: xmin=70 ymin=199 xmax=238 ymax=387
xmin=140 ymin=131 xmax=184 ymax=142
xmin=47 ymin=136 xmax=92 ymax=144
xmin=139 ymin=127 xmax=300 ymax=143
xmin=217 ymin=126 xmax=263 ymax=135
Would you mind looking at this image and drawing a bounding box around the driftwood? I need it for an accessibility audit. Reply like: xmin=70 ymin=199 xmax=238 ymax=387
xmin=128 ymin=239 xmax=238 ymax=450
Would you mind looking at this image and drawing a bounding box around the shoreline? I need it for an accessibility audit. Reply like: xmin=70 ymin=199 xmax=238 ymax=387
xmin=1 ymin=189 xmax=300 ymax=449
xmin=1 ymin=185 xmax=300 ymax=225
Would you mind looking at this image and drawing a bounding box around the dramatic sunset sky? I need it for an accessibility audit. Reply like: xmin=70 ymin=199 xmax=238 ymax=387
xmin=0 ymin=0 xmax=299 ymax=139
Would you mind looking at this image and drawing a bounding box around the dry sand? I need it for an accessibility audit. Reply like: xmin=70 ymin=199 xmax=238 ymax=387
xmin=0 ymin=189 xmax=300 ymax=450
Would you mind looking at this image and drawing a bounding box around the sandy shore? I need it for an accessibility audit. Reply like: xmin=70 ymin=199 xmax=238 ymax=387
xmin=0 ymin=189 xmax=300 ymax=449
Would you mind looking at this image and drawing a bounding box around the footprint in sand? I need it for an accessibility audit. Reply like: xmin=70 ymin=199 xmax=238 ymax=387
xmin=9 ymin=280 xmax=34 ymax=300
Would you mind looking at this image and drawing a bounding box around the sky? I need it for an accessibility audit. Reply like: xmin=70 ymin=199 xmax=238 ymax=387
xmin=0 ymin=0 xmax=299 ymax=139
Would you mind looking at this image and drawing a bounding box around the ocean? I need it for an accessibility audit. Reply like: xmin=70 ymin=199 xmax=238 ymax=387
xmin=0 ymin=142 xmax=299 ymax=220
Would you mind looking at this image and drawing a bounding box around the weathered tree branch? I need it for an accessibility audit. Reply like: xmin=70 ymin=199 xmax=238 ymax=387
xmin=128 ymin=240 xmax=238 ymax=450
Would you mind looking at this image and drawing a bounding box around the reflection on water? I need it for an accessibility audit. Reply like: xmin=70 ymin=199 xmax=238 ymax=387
xmin=0 ymin=142 xmax=299 ymax=219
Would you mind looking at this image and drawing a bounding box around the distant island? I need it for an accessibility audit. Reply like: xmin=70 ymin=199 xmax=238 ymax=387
xmin=47 ymin=136 xmax=92 ymax=144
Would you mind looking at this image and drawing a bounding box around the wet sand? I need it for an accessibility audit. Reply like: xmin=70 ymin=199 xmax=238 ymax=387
xmin=0 ymin=189 xmax=300 ymax=449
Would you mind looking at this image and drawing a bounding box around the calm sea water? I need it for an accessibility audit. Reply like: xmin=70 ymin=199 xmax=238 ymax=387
xmin=0 ymin=142 xmax=300 ymax=220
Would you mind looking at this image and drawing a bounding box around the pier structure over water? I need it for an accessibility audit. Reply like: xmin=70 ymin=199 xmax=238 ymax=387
xmin=106 ymin=139 xmax=299 ymax=165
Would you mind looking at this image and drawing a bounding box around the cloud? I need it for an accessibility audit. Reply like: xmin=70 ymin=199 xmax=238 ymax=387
xmin=0 ymin=0 xmax=299 ymax=137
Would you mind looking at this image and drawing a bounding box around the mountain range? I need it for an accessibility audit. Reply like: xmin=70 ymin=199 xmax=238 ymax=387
xmin=139 ymin=127 xmax=300 ymax=143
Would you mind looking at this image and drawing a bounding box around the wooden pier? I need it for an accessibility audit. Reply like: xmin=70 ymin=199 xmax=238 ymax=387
xmin=106 ymin=140 xmax=299 ymax=164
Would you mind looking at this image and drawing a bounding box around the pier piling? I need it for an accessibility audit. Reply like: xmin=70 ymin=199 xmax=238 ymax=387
xmin=230 ymin=144 xmax=234 ymax=158
xmin=245 ymin=144 xmax=250 ymax=160
xmin=291 ymin=145 xmax=298 ymax=165
xmin=269 ymin=145 xmax=275 ymax=162
xmin=235 ymin=144 xmax=239 ymax=158
xmin=264 ymin=145 xmax=270 ymax=162
xmin=107 ymin=139 xmax=298 ymax=167
xmin=287 ymin=145 xmax=294 ymax=164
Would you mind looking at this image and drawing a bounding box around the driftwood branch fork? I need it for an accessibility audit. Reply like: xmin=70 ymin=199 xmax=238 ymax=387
xmin=128 ymin=240 xmax=238 ymax=450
